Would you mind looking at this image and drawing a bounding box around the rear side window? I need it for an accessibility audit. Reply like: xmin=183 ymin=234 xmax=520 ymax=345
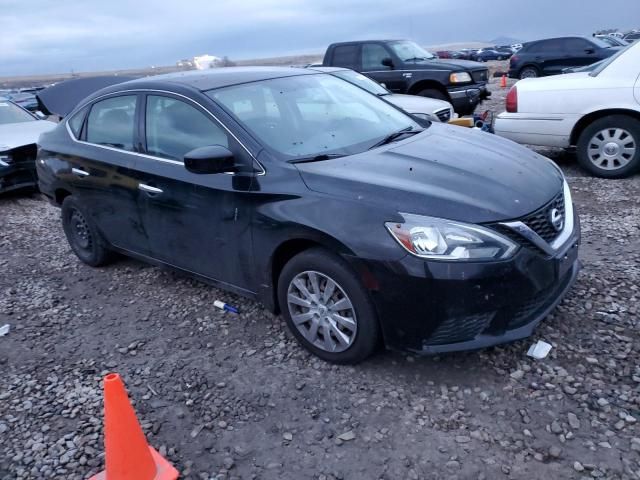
xmin=526 ymin=39 xmax=563 ymax=53
xmin=86 ymin=96 xmax=137 ymax=151
xmin=145 ymin=95 xmax=229 ymax=161
xmin=331 ymin=45 xmax=359 ymax=68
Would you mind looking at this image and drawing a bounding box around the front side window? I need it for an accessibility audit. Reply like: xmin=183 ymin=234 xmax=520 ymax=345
xmin=145 ymin=95 xmax=229 ymax=161
xmin=563 ymin=38 xmax=592 ymax=52
xmin=362 ymin=44 xmax=391 ymax=70
xmin=208 ymin=74 xmax=420 ymax=159
xmin=0 ymin=101 xmax=36 ymax=125
xmin=86 ymin=96 xmax=137 ymax=151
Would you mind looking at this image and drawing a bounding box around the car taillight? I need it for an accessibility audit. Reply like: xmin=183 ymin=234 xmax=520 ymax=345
xmin=506 ymin=86 xmax=518 ymax=113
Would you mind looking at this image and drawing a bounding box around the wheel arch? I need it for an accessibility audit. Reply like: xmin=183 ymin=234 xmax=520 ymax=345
xmin=570 ymin=109 xmax=640 ymax=145
xmin=267 ymin=232 xmax=356 ymax=314
xmin=54 ymin=187 xmax=72 ymax=206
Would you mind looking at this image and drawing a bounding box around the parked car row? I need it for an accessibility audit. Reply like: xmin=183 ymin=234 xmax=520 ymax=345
xmin=27 ymin=65 xmax=580 ymax=364
xmin=435 ymin=45 xmax=516 ymax=62
xmin=496 ymin=40 xmax=640 ymax=178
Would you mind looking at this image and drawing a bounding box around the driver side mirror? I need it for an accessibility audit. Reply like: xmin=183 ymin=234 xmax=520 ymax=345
xmin=381 ymin=57 xmax=394 ymax=68
xmin=184 ymin=145 xmax=236 ymax=174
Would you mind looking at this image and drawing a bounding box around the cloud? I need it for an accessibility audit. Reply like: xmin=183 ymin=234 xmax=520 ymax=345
xmin=1 ymin=0 xmax=638 ymax=76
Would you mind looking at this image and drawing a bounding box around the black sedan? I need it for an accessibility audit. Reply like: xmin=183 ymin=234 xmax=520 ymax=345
xmin=37 ymin=68 xmax=580 ymax=363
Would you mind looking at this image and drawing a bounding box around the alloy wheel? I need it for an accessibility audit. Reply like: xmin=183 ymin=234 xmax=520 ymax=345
xmin=588 ymin=128 xmax=637 ymax=171
xmin=286 ymin=271 xmax=357 ymax=353
xmin=520 ymin=68 xmax=538 ymax=79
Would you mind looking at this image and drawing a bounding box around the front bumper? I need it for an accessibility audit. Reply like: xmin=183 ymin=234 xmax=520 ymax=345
xmin=0 ymin=160 xmax=38 ymax=194
xmin=448 ymin=84 xmax=491 ymax=115
xmin=351 ymin=217 xmax=580 ymax=355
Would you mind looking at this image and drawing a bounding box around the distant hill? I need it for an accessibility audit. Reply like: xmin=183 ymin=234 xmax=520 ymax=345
xmin=489 ymin=36 xmax=523 ymax=46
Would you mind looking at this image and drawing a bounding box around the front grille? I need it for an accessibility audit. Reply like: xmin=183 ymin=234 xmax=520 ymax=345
xmin=434 ymin=107 xmax=452 ymax=122
xmin=522 ymin=191 xmax=565 ymax=243
xmin=471 ymin=69 xmax=488 ymax=83
xmin=426 ymin=312 xmax=494 ymax=346
xmin=492 ymin=224 xmax=547 ymax=256
xmin=507 ymin=269 xmax=574 ymax=329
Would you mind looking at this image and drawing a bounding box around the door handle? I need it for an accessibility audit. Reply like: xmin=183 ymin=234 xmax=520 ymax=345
xmin=72 ymin=168 xmax=89 ymax=177
xmin=138 ymin=183 xmax=163 ymax=195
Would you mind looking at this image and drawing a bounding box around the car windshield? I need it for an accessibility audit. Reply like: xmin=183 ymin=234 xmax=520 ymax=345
xmin=207 ymin=74 xmax=421 ymax=159
xmin=590 ymin=43 xmax=634 ymax=76
xmin=388 ymin=41 xmax=437 ymax=61
xmin=331 ymin=70 xmax=389 ymax=96
xmin=0 ymin=101 xmax=35 ymax=124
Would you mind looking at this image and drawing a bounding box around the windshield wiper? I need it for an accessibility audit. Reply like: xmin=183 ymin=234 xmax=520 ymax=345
xmin=368 ymin=127 xmax=423 ymax=150
xmin=288 ymin=153 xmax=345 ymax=164
xmin=404 ymin=57 xmax=429 ymax=62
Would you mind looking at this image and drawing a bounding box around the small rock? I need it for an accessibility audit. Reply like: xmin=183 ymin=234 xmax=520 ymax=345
xmin=574 ymin=461 xmax=584 ymax=472
xmin=338 ymin=430 xmax=356 ymax=442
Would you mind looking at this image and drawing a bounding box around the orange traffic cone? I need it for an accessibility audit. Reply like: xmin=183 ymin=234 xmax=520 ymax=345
xmin=500 ymin=74 xmax=507 ymax=88
xmin=89 ymin=373 xmax=179 ymax=480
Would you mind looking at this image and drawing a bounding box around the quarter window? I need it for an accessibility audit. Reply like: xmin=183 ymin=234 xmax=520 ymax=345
xmin=68 ymin=106 xmax=88 ymax=138
xmin=145 ymin=96 xmax=229 ymax=161
xmin=86 ymin=96 xmax=137 ymax=151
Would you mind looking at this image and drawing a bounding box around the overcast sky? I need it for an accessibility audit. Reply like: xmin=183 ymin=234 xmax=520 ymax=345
xmin=1 ymin=0 xmax=638 ymax=76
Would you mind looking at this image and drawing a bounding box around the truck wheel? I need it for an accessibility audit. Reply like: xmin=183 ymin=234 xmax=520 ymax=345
xmin=576 ymin=115 xmax=640 ymax=178
xmin=416 ymin=88 xmax=448 ymax=101
xmin=277 ymin=248 xmax=380 ymax=364
xmin=519 ymin=66 xmax=539 ymax=79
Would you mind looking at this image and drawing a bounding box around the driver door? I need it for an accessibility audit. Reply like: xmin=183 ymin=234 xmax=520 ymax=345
xmin=134 ymin=93 xmax=256 ymax=291
xmin=361 ymin=43 xmax=405 ymax=93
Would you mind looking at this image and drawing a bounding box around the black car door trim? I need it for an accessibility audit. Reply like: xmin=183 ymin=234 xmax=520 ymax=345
xmin=65 ymin=88 xmax=266 ymax=175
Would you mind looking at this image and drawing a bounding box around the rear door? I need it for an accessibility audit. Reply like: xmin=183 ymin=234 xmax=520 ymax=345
xmin=134 ymin=93 xmax=256 ymax=290
xmin=70 ymin=94 xmax=147 ymax=253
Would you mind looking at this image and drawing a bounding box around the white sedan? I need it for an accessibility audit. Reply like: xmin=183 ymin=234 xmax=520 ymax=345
xmin=495 ymin=41 xmax=640 ymax=178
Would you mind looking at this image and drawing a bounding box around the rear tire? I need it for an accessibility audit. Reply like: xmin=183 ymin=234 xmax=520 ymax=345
xmin=61 ymin=196 xmax=115 ymax=267
xmin=416 ymin=88 xmax=448 ymax=101
xmin=277 ymin=248 xmax=380 ymax=364
xmin=519 ymin=66 xmax=539 ymax=79
xmin=576 ymin=115 xmax=640 ymax=178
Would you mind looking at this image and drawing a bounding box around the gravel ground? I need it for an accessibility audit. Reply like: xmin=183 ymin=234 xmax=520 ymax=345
xmin=1 ymin=81 xmax=640 ymax=480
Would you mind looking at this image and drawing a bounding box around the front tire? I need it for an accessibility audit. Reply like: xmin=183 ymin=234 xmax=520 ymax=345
xmin=277 ymin=248 xmax=380 ymax=364
xmin=576 ymin=115 xmax=640 ymax=178
xmin=61 ymin=196 xmax=114 ymax=267
xmin=416 ymin=88 xmax=448 ymax=101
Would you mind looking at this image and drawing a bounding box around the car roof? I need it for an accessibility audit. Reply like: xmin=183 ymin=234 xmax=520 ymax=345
xmin=304 ymin=66 xmax=349 ymax=73
xmin=123 ymin=66 xmax=316 ymax=92
xmin=328 ymin=40 xmax=403 ymax=46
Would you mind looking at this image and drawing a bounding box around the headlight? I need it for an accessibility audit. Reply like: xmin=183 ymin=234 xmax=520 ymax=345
xmin=449 ymin=72 xmax=472 ymax=83
xmin=412 ymin=112 xmax=438 ymax=122
xmin=385 ymin=213 xmax=517 ymax=261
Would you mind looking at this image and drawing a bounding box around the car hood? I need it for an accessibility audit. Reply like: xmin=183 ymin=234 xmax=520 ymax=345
xmin=411 ymin=59 xmax=486 ymax=71
xmin=0 ymin=120 xmax=57 ymax=151
xmin=386 ymin=94 xmax=452 ymax=115
xmin=295 ymin=123 xmax=563 ymax=224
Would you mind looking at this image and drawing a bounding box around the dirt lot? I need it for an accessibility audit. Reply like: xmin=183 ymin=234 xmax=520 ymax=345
xmin=1 ymin=82 xmax=640 ymax=480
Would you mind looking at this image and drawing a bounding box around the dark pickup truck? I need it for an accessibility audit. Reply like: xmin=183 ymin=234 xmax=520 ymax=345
xmin=322 ymin=40 xmax=491 ymax=115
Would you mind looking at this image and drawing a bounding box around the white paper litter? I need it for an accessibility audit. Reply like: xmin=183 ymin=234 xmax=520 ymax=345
xmin=527 ymin=340 xmax=552 ymax=359
xmin=0 ymin=324 xmax=10 ymax=337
